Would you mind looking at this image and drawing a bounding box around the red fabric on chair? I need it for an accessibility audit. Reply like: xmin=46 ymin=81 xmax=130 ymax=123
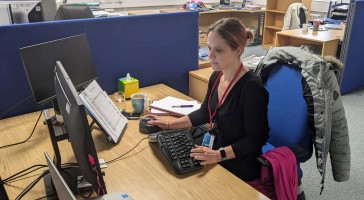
xmin=248 ymin=146 xmax=298 ymax=200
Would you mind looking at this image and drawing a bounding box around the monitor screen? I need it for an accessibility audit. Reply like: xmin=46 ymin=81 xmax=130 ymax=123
xmin=0 ymin=3 xmax=12 ymax=25
xmin=4 ymin=0 xmax=44 ymax=23
xmin=44 ymin=152 xmax=77 ymax=200
xmin=54 ymin=60 xmax=106 ymax=195
xmin=20 ymin=34 xmax=97 ymax=105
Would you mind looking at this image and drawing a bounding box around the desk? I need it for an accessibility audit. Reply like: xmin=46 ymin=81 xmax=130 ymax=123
xmin=0 ymin=84 xmax=268 ymax=199
xmin=199 ymin=9 xmax=265 ymax=46
xmin=275 ymin=27 xmax=345 ymax=57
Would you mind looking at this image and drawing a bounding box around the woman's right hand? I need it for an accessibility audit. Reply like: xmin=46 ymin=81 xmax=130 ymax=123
xmin=144 ymin=114 xmax=169 ymax=130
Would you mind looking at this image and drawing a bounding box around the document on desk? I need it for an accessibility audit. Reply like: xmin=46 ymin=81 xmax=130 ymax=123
xmin=79 ymin=80 xmax=128 ymax=143
xmin=150 ymin=96 xmax=200 ymax=116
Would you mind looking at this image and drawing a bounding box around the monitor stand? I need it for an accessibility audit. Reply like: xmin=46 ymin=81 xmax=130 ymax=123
xmin=43 ymin=165 xmax=94 ymax=198
xmin=44 ymin=108 xmax=94 ymax=197
xmin=43 ymin=99 xmax=63 ymax=125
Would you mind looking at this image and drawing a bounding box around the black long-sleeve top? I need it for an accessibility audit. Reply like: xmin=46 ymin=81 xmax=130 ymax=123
xmin=188 ymin=70 xmax=270 ymax=181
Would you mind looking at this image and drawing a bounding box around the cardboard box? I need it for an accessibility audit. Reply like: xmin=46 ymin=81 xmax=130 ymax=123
xmin=118 ymin=77 xmax=139 ymax=99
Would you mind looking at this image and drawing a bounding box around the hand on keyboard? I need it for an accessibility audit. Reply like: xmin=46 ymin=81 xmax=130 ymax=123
xmin=156 ymin=129 xmax=203 ymax=174
xmin=190 ymin=145 xmax=221 ymax=165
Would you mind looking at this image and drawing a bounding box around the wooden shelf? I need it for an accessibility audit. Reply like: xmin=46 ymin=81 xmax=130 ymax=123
xmin=265 ymin=25 xmax=282 ymax=30
xmin=265 ymin=9 xmax=287 ymax=14
xmin=262 ymin=0 xmax=312 ymax=49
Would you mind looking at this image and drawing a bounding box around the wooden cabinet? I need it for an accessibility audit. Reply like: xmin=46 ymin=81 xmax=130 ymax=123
xmin=189 ymin=67 xmax=213 ymax=102
xmin=262 ymin=0 xmax=311 ymax=49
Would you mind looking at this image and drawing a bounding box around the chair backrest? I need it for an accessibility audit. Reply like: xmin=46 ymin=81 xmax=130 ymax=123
xmin=54 ymin=4 xmax=94 ymax=20
xmin=263 ymin=64 xmax=312 ymax=161
xmin=298 ymin=7 xmax=306 ymax=27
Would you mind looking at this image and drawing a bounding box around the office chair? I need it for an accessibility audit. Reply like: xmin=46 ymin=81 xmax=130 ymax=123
xmin=54 ymin=4 xmax=94 ymax=20
xmin=257 ymin=63 xmax=313 ymax=199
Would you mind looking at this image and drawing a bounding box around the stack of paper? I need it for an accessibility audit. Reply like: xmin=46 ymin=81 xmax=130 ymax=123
xmin=150 ymin=96 xmax=201 ymax=117
xmin=244 ymin=4 xmax=262 ymax=10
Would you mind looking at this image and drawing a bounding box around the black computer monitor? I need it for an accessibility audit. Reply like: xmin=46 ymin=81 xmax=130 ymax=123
xmin=0 ymin=3 xmax=12 ymax=25
xmin=220 ymin=0 xmax=230 ymax=5
xmin=1 ymin=0 xmax=57 ymax=23
xmin=7 ymin=0 xmax=44 ymax=23
xmin=54 ymin=60 xmax=106 ymax=195
xmin=20 ymin=34 xmax=97 ymax=105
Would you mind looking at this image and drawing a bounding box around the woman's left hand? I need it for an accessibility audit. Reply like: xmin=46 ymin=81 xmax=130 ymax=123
xmin=190 ymin=145 xmax=221 ymax=165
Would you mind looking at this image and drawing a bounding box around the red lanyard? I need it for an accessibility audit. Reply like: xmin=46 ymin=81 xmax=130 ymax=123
xmin=207 ymin=63 xmax=243 ymax=130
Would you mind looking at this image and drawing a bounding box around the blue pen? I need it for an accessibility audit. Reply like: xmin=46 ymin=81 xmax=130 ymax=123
xmin=172 ymin=105 xmax=194 ymax=108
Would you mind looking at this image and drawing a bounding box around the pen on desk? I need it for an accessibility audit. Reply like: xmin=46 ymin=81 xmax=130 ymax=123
xmin=172 ymin=105 xmax=194 ymax=108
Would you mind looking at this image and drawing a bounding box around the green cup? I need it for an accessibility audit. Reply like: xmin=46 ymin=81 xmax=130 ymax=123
xmin=131 ymin=93 xmax=150 ymax=113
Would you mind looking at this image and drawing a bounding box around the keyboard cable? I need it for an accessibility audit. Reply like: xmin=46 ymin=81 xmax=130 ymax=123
xmin=106 ymin=137 xmax=148 ymax=165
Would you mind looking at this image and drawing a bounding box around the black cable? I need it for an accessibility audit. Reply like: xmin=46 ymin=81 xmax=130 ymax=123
xmin=2 ymin=162 xmax=78 ymax=184
xmin=12 ymin=165 xmax=79 ymax=200
xmin=106 ymin=137 xmax=148 ymax=164
xmin=15 ymin=170 xmax=49 ymax=200
xmin=34 ymin=193 xmax=57 ymax=200
xmin=0 ymin=108 xmax=43 ymax=149
xmin=0 ymin=95 xmax=32 ymax=120
xmin=2 ymin=165 xmax=47 ymax=184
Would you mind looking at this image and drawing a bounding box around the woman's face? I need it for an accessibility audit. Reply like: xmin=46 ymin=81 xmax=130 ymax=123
xmin=207 ymin=31 xmax=241 ymax=71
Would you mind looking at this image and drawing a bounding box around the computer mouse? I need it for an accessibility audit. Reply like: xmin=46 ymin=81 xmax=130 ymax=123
xmin=139 ymin=117 xmax=161 ymax=134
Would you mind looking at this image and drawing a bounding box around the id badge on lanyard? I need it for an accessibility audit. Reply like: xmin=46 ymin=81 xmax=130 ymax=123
xmin=202 ymin=132 xmax=215 ymax=149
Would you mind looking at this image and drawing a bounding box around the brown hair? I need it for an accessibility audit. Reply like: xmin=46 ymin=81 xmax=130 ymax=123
xmin=207 ymin=17 xmax=254 ymax=52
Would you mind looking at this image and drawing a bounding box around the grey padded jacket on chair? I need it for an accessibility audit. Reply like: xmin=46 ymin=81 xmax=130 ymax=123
xmin=256 ymin=46 xmax=350 ymax=193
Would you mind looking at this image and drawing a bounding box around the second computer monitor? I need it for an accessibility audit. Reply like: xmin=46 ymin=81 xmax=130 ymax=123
xmin=20 ymin=33 xmax=97 ymax=105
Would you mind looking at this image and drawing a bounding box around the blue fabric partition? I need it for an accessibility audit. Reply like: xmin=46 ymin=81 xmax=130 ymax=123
xmin=340 ymin=0 xmax=364 ymax=94
xmin=0 ymin=12 xmax=199 ymax=119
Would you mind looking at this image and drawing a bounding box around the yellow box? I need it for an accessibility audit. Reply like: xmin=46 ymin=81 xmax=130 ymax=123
xmin=118 ymin=77 xmax=139 ymax=99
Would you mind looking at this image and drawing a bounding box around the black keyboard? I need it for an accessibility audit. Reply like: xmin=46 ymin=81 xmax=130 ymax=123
xmin=157 ymin=129 xmax=203 ymax=174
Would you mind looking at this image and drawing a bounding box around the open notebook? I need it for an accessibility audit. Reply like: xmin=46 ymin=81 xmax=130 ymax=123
xmin=150 ymin=96 xmax=200 ymax=116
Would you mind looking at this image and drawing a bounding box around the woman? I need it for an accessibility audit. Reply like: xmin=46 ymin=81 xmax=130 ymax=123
xmin=148 ymin=17 xmax=269 ymax=182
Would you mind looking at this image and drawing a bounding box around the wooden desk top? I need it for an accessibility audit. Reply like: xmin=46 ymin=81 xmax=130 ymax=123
xmin=276 ymin=27 xmax=345 ymax=42
xmin=0 ymin=84 xmax=268 ymax=200
xmin=189 ymin=67 xmax=214 ymax=82
xmin=198 ymin=60 xmax=211 ymax=69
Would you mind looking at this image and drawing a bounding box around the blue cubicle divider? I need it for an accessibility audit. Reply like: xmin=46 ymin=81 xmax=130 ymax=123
xmin=340 ymin=0 xmax=364 ymax=94
xmin=0 ymin=12 xmax=199 ymax=119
